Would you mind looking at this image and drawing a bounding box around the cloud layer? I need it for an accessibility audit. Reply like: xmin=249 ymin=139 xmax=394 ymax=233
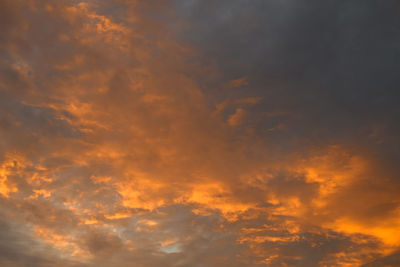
xmin=1 ymin=0 xmax=400 ymax=266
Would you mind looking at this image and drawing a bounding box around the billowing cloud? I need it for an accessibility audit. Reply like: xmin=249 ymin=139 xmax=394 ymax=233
xmin=0 ymin=0 xmax=399 ymax=266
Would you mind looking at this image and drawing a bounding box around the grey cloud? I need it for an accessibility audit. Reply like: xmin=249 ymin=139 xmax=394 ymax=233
xmin=174 ymin=0 xmax=400 ymax=147
xmin=0 ymin=208 xmax=85 ymax=267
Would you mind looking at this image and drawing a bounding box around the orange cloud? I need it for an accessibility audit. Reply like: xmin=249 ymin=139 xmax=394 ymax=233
xmin=228 ymin=108 xmax=247 ymax=126
xmin=0 ymin=1 xmax=399 ymax=266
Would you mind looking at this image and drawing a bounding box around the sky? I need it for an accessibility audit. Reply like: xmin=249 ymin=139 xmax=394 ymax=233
xmin=0 ymin=0 xmax=400 ymax=266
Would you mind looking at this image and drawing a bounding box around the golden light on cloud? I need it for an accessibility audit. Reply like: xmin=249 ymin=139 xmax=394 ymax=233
xmin=0 ymin=169 xmax=17 ymax=198
xmin=0 ymin=0 xmax=399 ymax=266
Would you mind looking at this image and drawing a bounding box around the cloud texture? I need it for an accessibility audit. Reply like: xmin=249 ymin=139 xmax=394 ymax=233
xmin=0 ymin=0 xmax=400 ymax=266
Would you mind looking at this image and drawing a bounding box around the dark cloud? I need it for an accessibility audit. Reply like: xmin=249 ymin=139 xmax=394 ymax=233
xmin=0 ymin=208 xmax=84 ymax=267
xmin=174 ymin=0 xmax=400 ymax=146
xmin=363 ymin=250 xmax=400 ymax=267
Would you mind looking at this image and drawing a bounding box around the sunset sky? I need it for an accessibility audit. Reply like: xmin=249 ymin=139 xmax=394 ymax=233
xmin=1 ymin=0 xmax=400 ymax=266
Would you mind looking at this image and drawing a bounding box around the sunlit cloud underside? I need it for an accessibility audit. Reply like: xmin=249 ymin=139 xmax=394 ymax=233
xmin=1 ymin=0 xmax=400 ymax=266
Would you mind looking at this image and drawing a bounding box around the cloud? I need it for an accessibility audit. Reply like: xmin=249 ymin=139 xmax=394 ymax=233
xmin=0 ymin=0 xmax=399 ymax=266
xmin=228 ymin=108 xmax=247 ymax=126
